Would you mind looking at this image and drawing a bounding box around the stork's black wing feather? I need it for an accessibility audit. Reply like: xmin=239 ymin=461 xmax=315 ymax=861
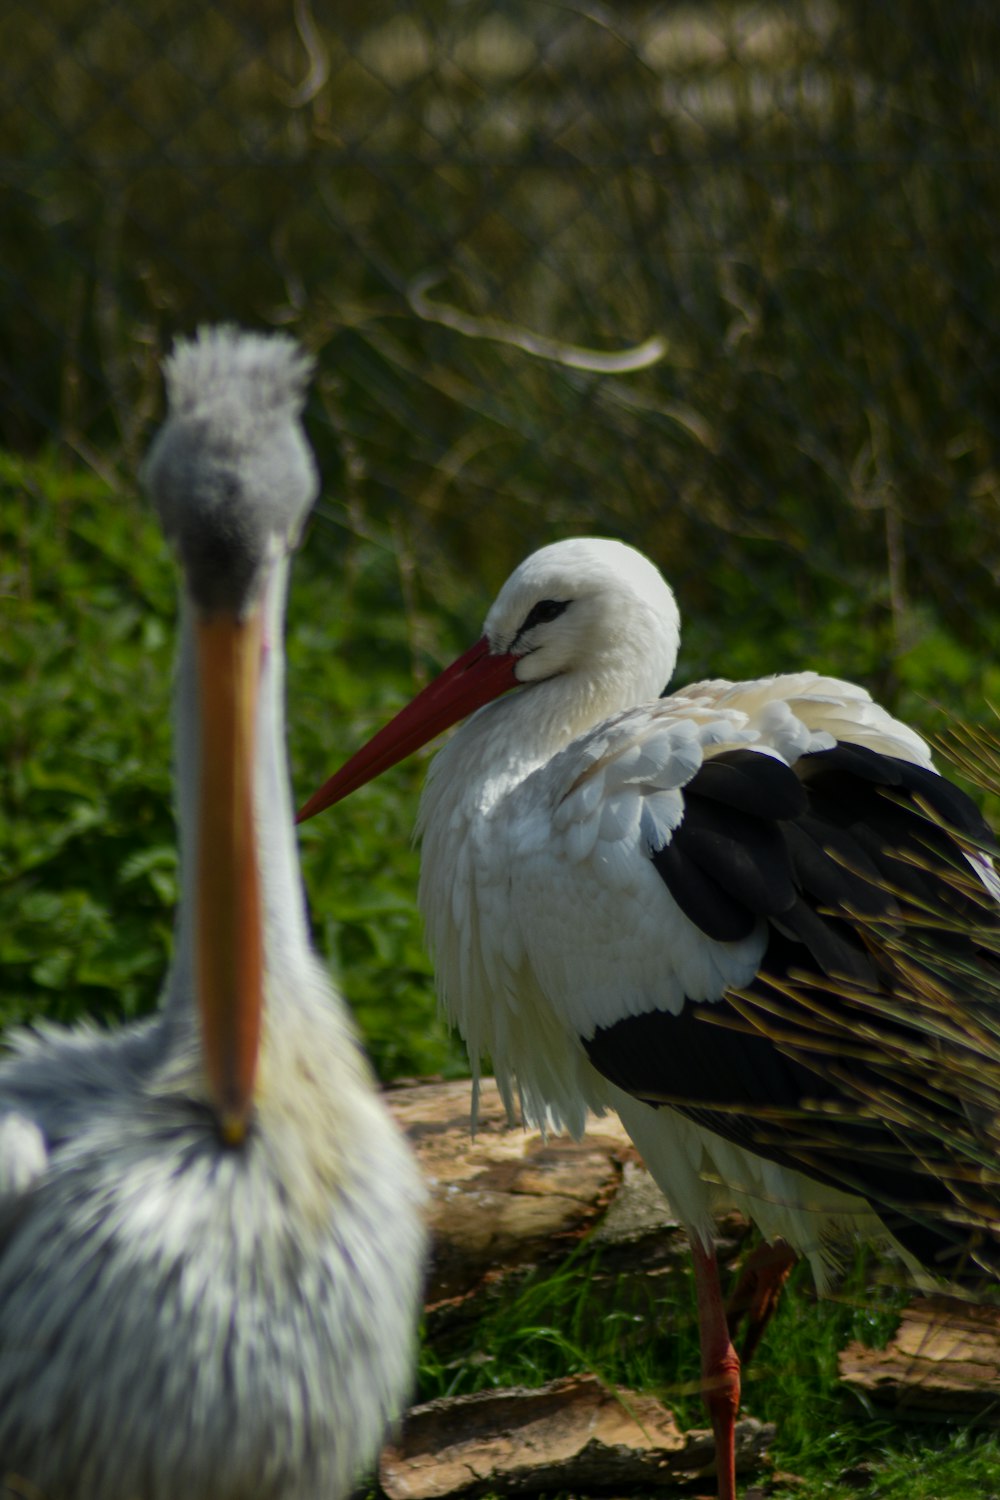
xmin=584 ymin=744 xmax=1000 ymax=1280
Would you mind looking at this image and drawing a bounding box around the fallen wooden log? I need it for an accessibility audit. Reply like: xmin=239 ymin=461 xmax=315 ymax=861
xmin=386 ymin=1077 xmax=643 ymax=1305
xmin=839 ymin=1295 xmax=1000 ymax=1421
xmin=380 ymin=1373 xmax=775 ymax=1499
xmin=385 ymin=1078 xmax=748 ymax=1343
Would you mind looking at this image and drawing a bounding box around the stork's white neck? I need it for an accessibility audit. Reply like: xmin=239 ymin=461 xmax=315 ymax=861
xmin=166 ymin=557 xmax=309 ymax=1019
xmin=422 ymin=637 xmax=675 ymax=823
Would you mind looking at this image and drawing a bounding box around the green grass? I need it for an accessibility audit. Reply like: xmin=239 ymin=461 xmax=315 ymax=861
xmin=418 ymin=1245 xmax=1000 ymax=1498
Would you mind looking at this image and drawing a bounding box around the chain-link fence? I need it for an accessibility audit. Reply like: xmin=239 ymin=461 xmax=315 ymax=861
xmin=5 ymin=0 xmax=1000 ymax=691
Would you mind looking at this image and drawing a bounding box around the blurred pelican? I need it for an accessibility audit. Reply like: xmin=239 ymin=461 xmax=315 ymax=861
xmin=0 ymin=326 xmax=425 ymax=1500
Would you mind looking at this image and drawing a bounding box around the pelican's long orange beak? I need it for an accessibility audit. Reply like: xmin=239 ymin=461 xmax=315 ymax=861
xmin=297 ymin=636 xmax=520 ymax=822
xmin=196 ymin=610 xmax=263 ymax=1144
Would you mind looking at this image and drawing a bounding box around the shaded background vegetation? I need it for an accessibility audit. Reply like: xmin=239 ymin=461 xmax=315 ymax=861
xmin=4 ymin=1 xmax=1000 ymax=1489
xmin=4 ymin=0 xmax=999 ymax=1054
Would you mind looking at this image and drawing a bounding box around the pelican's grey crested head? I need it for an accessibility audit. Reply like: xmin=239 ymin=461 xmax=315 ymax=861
xmin=143 ymin=326 xmax=319 ymax=612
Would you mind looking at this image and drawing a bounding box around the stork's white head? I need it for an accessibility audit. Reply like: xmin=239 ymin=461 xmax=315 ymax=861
xmin=297 ymin=537 xmax=683 ymax=823
xmin=485 ymin=538 xmax=681 ymax=705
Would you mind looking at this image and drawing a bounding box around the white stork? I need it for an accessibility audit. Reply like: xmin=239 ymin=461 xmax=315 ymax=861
xmin=299 ymin=536 xmax=1000 ymax=1500
xmin=0 ymin=327 xmax=426 ymax=1500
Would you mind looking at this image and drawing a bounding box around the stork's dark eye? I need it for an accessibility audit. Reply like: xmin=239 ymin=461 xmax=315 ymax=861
xmin=520 ymin=598 xmax=569 ymax=632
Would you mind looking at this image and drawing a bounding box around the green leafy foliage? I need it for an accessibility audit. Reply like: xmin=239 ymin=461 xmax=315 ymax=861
xmin=0 ymin=452 xmax=176 ymax=1031
xmin=0 ymin=454 xmax=467 ymax=1078
xmin=287 ymin=517 xmax=471 ymax=1080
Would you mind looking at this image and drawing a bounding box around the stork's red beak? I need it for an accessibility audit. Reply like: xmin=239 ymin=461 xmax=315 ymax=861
xmin=195 ymin=610 xmax=263 ymax=1144
xmin=297 ymin=635 xmax=520 ymax=822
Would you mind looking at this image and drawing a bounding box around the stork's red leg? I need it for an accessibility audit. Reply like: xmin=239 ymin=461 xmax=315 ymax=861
xmin=726 ymin=1237 xmax=797 ymax=1365
xmin=691 ymin=1237 xmax=741 ymax=1500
